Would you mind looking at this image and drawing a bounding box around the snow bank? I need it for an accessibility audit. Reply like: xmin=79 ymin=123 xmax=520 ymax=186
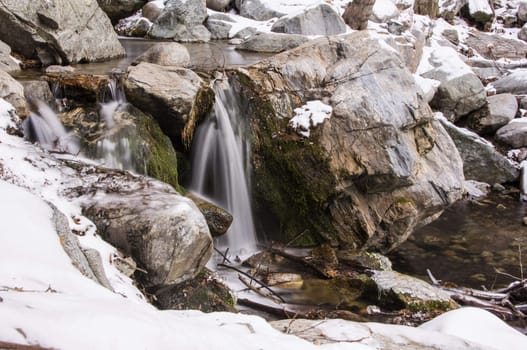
xmin=289 ymin=100 xmax=332 ymax=137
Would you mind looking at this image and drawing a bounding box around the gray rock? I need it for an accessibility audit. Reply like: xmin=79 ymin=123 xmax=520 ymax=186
xmin=521 ymin=96 xmax=527 ymax=110
xmin=22 ymin=80 xmax=54 ymax=107
xmin=271 ymin=4 xmax=347 ymax=36
xmin=124 ymin=62 xmax=213 ymax=148
xmin=142 ymin=1 xmax=163 ymax=22
xmin=519 ymin=23 xmax=527 ymax=42
xmin=149 ymin=0 xmax=211 ymax=42
xmin=439 ymin=116 xmax=520 ymax=184
xmin=128 ymin=17 xmax=152 ymax=37
xmin=133 ymin=43 xmax=190 ymax=67
xmin=519 ymin=0 xmax=527 ymax=22
xmin=493 ymin=69 xmax=527 ymax=95
xmin=465 ymin=30 xmax=527 ymax=60
xmin=187 ymin=193 xmax=233 ymax=237
xmin=238 ymin=0 xmax=287 ymax=21
xmin=439 ymin=0 xmax=467 ymax=22
xmin=237 ymin=32 xmax=310 ymax=53
xmin=496 ymin=119 xmax=527 ymax=148
xmin=467 ymin=0 xmax=494 ymax=24
xmin=97 ymin=0 xmax=146 ymax=23
xmin=342 ymin=0 xmax=375 ymax=30
xmin=0 ymin=0 xmax=125 ymax=65
xmin=205 ymin=17 xmax=233 ymax=40
xmin=467 ymin=93 xmax=518 ymax=134
xmin=0 ymin=70 xmax=27 ymax=117
xmin=45 ymin=65 xmax=76 ymax=74
xmin=0 ymin=40 xmax=19 ymax=72
xmin=207 ymin=0 xmax=231 ymax=12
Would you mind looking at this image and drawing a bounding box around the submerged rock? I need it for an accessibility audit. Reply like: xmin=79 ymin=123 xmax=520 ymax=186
xmin=0 ymin=0 xmax=125 ymax=65
xmin=233 ymin=31 xmax=464 ymax=252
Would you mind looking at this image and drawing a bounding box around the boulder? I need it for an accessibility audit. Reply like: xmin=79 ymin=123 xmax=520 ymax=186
xmin=205 ymin=13 xmax=235 ymax=39
xmin=96 ymin=0 xmax=146 ymax=23
xmin=467 ymin=93 xmax=518 ymax=134
xmin=492 ymin=69 xmax=527 ymax=95
xmin=519 ymin=23 xmax=527 ymax=42
xmin=238 ymin=0 xmax=320 ymax=21
xmin=342 ymin=0 xmax=375 ymax=30
xmin=439 ymin=0 xmax=467 ymax=22
xmin=236 ymin=32 xmax=310 ymax=53
xmin=133 ymin=43 xmax=190 ymax=67
xmin=371 ymin=0 xmax=399 ymax=23
xmin=496 ymin=119 xmax=527 ymax=148
xmin=142 ymin=1 xmax=164 ymax=22
xmin=0 ymin=0 xmax=125 ymax=66
xmin=0 ymin=40 xmax=19 ymax=72
xmin=148 ymin=0 xmax=211 ymax=42
xmin=44 ymin=73 xmax=111 ymax=103
xmin=519 ymin=0 xmax=527 ymax=23
xmin=439 ymin=115 xmax=520 ymax=184
xmin=0 ymin=70 xmax=27 ymax=117
xmin=206 ymin=0 xmax=231 ymax=12
xmin=414 ymin=0 xmax=439 ymax=18
xmin=467 ymin=0 xmax=494 ymax=25
xmin=22 ymin=80 xmax=54 ymax=107
xmin=417 ymin=46 xmax=486 ymax=121
xmin=270 ymin=4 xmax=347 ymax=36
xmin=186 ymin=194 xmax=233 ymax=237
xmin=234 ymin=32 xmax=464 ymax=252
xmin=124 ymin=62 xmax=214 ymax=149
xmin=465 ymin=30 xmax=527 ymax=60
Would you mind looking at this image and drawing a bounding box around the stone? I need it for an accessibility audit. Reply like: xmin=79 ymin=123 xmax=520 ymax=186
xmin=496 ymin=119 xmax=527 ymax=148
xmin=128 ymin=17 xmax=152 ymax=37
xmin=492 ymin=69 xmax=527 ymax=95
xmin=342 ymin=0 xmax=375 ymax=30
xmin=519 ymin=23 xmax=527 ymax=42
xmin=467 ymin=93 xmax=518 ymax=134
xmin=22 ymin=80 xmax=54 ymax=107
xmin=187 ymin=193 xmax=233 ymax=237
xmin=465 ymin=30 xmax=527 ymax=60
xmin=205 ymin=16 xmax=233 ymax=40
xmin=97 ymin=0 xmax=146 ymax=23
xmin=44 ymin=73 xmax=111 ymax=103
xmin=467 ymin=0 xmax=494 ymax=25
xmin=142 ymin=1 xmax=164 ymax=21
xmin=519 ymin=0 xmax=527 ymax=23
xmin=124 ymin=62 xmax=214 ymax=149
xmin=206 ymin=0 xmax=231 ymax=12
xmin=439 ymin=115 xmax=520 ymax=184
xmin=0 ymin=40 xmax=19 ymax=72
xmin=236 ymin=32 xmax=464 ymax=252
xmin=148 ymin=0 xmax=211 ymax=42
xmin=0 ymin=0 xmax=125 ymax=66
xmin=238 ymin=0 xmax=320 ymax=21
xmin=418 ymin=46 xmax=486 ymax=121
xmin=371 ymin=0 xmax=400 ymax=23
xmin=236 ymin=32 xmax=310 ymax=53
xmin=414 ymin=0 xmax=439 ymax=18
xmin=270 ymin=4 xmax=347 ymax=36
xmin=0 ymin=70 xmax=27 ymax=117
xmin=439 ymin=0 xmax=467 ymax=22
xmin=45 ymin=65 xmax=76 ymax=74
xmin=133 ymin=43 xmax=190 ymax=67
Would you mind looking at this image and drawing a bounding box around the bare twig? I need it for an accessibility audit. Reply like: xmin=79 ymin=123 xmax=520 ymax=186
xmin=426 ymin=268 xmax=440 ymax=285
xmin=0 ymin=340 xmax=57 ymax=350
xmin=214 ymin=247 xmax=231 ymax=264
xmin=238 ymin=275 xmax=282 ymax=304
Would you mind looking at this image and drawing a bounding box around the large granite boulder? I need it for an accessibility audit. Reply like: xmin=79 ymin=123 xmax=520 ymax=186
xmin=148 ymin=0 xmax=211 ymax=42
xmin=467 ymin=93 xmax=518 ymax=134
xmin=0 ymin=40 xmax=19 ymax=72
xmin=270 ymin=4 xmax=347 ymax=36
xmin=0 ymin=70 xmax=27 ymax=117
xmin=417 ymin=46 xmax=486 ymax=122
xmin=0 ymin=0 xmax=125 ymax=65
xmin=97 ymin=0 xmax=146 ymax=23
xmin=133 ymin=43 xmax=190 ymax=67
xmin=492 ymin=69 xmax=527 ymax=95
xmin=237 ymin=32 xmax=310 ymax=53
xmin=232 ymin=32 xmax=464 ymax=252
xmin=496 ymin=119 xmax=527 ymax=148
xmin=439 ymin=115 xmax=520 ymax=184
xmin=124 ymin=62 xmax=214 ymax=149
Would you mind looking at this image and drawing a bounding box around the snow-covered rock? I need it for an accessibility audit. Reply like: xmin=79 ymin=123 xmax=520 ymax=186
xmin=467 ymin=0 xmax=494 ymax=24
xmin=371 ymin=0 xmax=400 ymax=23
xmin=270 ymin=3 xmax=347 ymax=36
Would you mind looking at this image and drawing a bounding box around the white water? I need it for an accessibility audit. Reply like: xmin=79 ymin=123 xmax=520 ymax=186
xmin=190 ymin=80 xmax=257 ymax=258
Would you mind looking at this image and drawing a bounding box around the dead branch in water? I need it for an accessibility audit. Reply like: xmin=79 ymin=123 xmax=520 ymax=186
xmin=266 ymin=247 xmax=329 ymax=279
xmin=238 ymin=275 xmax=283 ymax=304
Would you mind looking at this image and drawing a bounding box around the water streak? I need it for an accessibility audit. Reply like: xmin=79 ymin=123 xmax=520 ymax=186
xmin=190 ymin=80 xmax=257 ymax=257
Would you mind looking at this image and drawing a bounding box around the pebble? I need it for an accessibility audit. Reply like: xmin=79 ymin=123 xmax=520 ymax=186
xmin=523 ymin=216 xmax=527 ymax=226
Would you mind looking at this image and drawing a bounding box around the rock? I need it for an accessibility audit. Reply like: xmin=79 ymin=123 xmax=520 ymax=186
xmin=22 ymin=80 xmax=54 ymax=107
xmin=236 ymin=32 xmax=310 ymax=53
xmin=370 ymin=270 xmax=457 ymax=312
xmin=492 ymin=69 xmax=527 ymax=95
xmin=496 ymin=119 xmax=527 ymax=148
xmin=206 ymin=0 xmax=231 ymax=12
xmin=465 ymin=30 xmax=527 ymax=60
xmin=342 ymin=0 xmax=375 ymax=30
xmin=187 ymin=193 xmax=233 ymax=237
xmin=0 ymin=0 xmax=125 ymax=65
xmin=77 ymin=165 xmax=213 ymax=287
xmin=337 ymin=251 xmax=393 ymax=271
xmin=414 ymin=0 xmax=439 ymax=18
xmin=127 ymin=17 xmax=152 ymax=37
xmin=467 ymin=93 xmax=518 ymax=134
xmin=0 ymin=70 xmax=27 ymax=117
xmin=142 ymin=1 xmax=164 ymax=22
xmin=439 ymin=0 xmax=467 ymax=22
xmin=235 ymin=32 xmax=464 ymax=252
xmin=44 ymin=73 xmax=111 ymax=103
xmin=0 ymin=40 xmax=19 ymax=72
xmin=519 ymin=0 xmax=527 ymax=23
xmin=124 ymin=62 xmax=214 ymax=149
xmin=414 ymin=75 xmax=440 ymax=103
xmin=270 ymin=4 xmax=347 ymax=36
xmin=133 ymin=43 xmax=190 ymax=67
xmin=467 ymin=0 xmax=494 ymax=25
xmin=418 ymin=46 xmax=486 ymax=121
xmin=371 ymin=0 xmax=399 ymax=23
xmin=523 ymin=216 xmax=527 ymax=226
xmin=238 ymin=0 xmax=320 ymax=21
xmin=205 ymin=16 xmax=234 ymax=40
xmin=45 ymin=65 xmax=76 ymax=74
xmin=439 ymin=115 xmax=520 ymax=184
xmin=97 ymin=0 xmax=146 ymax=23
xmin=148 ymin=0 xmax=211 ymax=42
xmin=519 ymin=23 xmax=527 ymax=42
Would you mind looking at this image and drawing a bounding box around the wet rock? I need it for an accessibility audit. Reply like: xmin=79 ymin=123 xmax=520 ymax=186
xmin=142 ymin=1 xmax=164 ymax=22
xmin=496 ymin=119 xmax=527 ymax=148
xmin=22 ymin=80 xmax=54 ymax=107
xmin=0 ymin=0 xmax=125 ymax=65
xmin=342 ymin=0 xmax=375 ymax=30
xmin=237 ymin=32 xmax=310 ymax=53
xmin=439 ymin=115 xmax=520 ymax=184
xmin=0 ymin=70 xmax=27 ymax=117
xmin=207 ymin=0 xmax=230 ymax=12
xmin=0 ymin=40 xmax=19 ymax=72
xmin=492 ymin=69 xmax=527 ymax=95
xmin=270 ymin=4 xmax=347 ymax=36
xmin=467 ymin=93 xmax=518 ymax=134
xmin=97 ymin=0 xmax=146 ymax=23
xmin=44 ymin=73 xmax=111 ymax=103
xmin=465 ymin=30 xmax=527 ymax=60
xmin=187 ymin=193 xmax=233 ymax=237
xmin=124 ymin=62 xmax=214 ymax=149
xmin=133 ymin=43 xmax=190 ymax=67
xmin=148 ymin=0 xmax=211 ymax=42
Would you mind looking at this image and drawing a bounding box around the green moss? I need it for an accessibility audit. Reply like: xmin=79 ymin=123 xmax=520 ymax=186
xmin=395 ymin=197 xmax=414 ymax=205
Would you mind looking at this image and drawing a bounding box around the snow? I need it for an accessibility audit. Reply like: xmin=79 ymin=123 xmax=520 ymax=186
xmin=372 ymin=0 xmax=400 ymax=22
xmin=414 ymin=74 xmax=441 ymax=103
xmin=463 ymin=180 xmax=491 ymax=198
xmin=289 ymin=100 xmax=332 ymax=137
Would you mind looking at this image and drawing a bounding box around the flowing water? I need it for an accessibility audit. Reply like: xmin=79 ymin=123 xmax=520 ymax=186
xmin=190 ymin=79 xmax=257 ymax=258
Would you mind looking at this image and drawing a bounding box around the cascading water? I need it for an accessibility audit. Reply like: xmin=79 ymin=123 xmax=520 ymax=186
xmin=190 ymin=79 xmax=257 ymax=258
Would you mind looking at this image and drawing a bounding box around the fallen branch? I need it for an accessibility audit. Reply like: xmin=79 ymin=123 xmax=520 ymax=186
xmin=266 ymin=247 xmax=329 ymax=279
xmin=238 ymin=275 xmax=283 ymax=304
xmin=0 ymin=341 xmax=57 ymax=350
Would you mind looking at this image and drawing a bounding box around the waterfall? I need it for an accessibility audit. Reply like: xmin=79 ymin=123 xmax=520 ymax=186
xmin=190 ymin=79 xmax=257 ymax=258
xmin=22 ymin=100 xmax=79 ymax=154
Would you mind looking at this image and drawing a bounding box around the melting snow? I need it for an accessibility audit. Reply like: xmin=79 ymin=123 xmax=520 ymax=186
xmin=289 ymin=100 xmax=332 ymax=137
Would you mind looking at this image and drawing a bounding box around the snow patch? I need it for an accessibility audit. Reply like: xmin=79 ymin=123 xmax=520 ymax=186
xmin=289 ymin=100 xmax=332 ymax=137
